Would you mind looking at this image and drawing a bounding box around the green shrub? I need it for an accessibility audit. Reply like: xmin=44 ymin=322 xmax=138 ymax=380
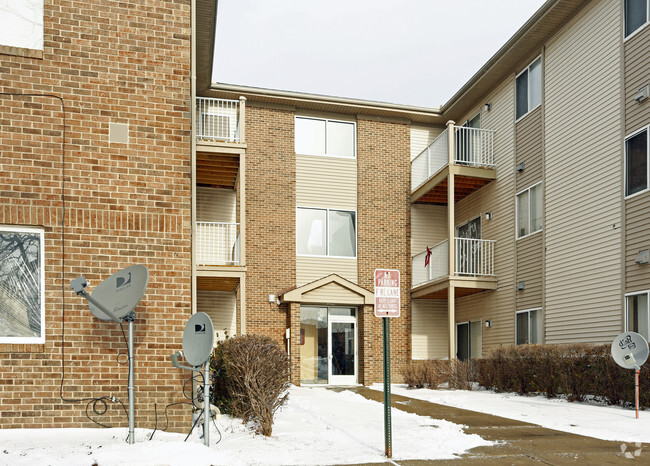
xmin=210 ymin=334 xmax=290 ymax=436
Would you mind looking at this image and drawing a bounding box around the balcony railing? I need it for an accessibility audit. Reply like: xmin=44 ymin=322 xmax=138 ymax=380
xmin=411 ymin=126 xmax=495 ymax=191
xmin=412 ymin=238 xmax=495 ymax=287
xmin=196 ymin=222 xmax=240 ymax=266
xmin=196 ymin=97 xmax=240 ymax=143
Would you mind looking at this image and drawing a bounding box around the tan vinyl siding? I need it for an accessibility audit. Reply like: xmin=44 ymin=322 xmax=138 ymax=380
xmin=301 ymin=282 xmax=365 ymax=305
xmin=196 ymin=186 xmax=236 ymax=222
xmin=624 ymin=24 xmax=650 ymax=133
xmin=516 ymin=232 xmax=544 ymax=310
xmin=544 ymin=0 xmax=622 ymax=343
xmin=625 ymin=195 xmax=650 ymax=291
xmin=412 ymin=299 xmax=448 ymax=359
xmin=411 ymin=204 xmax=447 ymax=254
xmin=515 ymin=106 xmax=543 ymax=191
xmin=411 ymin=125 xmax=444 ymax=160
xmin=197 ymin=290 xmax=236 ymax=342
xmin=296 ymin=256 xmax=357 ymax=286
xmin=296 ymin=154 xmax=357 ymax=210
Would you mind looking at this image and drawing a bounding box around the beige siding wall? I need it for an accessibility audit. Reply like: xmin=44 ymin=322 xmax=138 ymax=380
xmin=411 ymin=125 xmax=444 ymax=160
xmin=411 ymin=204 xmax=447 ymax=253
xmin=516 ymin=232 xmax=544 ymax=311
xmin=624 ymin=24 xmax=650 ymax=133
xmin=544 ymin=0 xmax=622 ymax=343
xmin=296 ymin=256 xmax=358 ymax=286
xmin=411 ymin=299 xmax=448 ymax=359
xmin=197 ymin=290 xmax=236 ymax=342
xmin=515 ymin=106 xmax=543 ymax=191
xmin=625 ymin=196 xmax=650 ymax=292
xmin=302 ymin=283 xmax=365 ymax=305
xmin=196 ymin=186 xmax=236 ymax=222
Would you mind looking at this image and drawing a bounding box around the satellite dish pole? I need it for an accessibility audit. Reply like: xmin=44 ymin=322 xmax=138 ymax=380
xmin=611 ymin=331 xmax=649 ymax=419
xmin=70 ymin=265 xmax=149 ymax=444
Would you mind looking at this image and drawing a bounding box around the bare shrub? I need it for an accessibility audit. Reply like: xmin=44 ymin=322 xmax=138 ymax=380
xmin=449 ymin=359 xmax=474 ymax=390
xmin=211 ymin=334 xmax=289 ymax=436
xmin=401 ymin=359 xmax=475 ymax=390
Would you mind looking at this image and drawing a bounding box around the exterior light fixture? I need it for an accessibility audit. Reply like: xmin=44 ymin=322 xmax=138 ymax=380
xmin=484 ymin=103 xmax=491 ymax=112
xmin=485 ymin=212 xmax=492 ymax=220
xmin=517 ymin=281 xmax=525 ymax=290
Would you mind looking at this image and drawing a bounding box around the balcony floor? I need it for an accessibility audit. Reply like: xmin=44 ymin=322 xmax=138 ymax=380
xmin=411 ymin=164 xmax=496 ymax=205
xmin=411 ymin=275 xmax=497 ymax=299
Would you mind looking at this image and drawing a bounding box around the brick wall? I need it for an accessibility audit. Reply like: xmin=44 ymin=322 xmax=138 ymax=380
xmin=0 ymin=0 xmax=192 ymax=431
xmin=357 ymin=116 xmax=411 ymax=384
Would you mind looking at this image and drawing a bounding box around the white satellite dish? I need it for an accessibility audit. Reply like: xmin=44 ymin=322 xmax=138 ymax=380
xmin=87 ymin=265 xmax=149 ymax=322
xmin=182 ymin=312 xmax=215 ymax=366
xmin=611 ymin=332 xmax=649 ymax=370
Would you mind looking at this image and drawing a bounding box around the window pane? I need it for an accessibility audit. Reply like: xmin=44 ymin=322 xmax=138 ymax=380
xmin=0 ymin=229 xmax=43 ymax=341
xmin=516 ymin=312 xmax=529 ymax=345
xmin=516 ymin=71 xmax=528 ymax=119
xmin=530 ymin=310 xmax=541 ymax=344
xmin=517 ymin=190 xmax=529 ymax=237
xmin=297 ymin=208 xmax=327 ymax=255
xmin=326 ymin=121 xmax=355 ymax=158
xmin=530 ymin=184 xmax=543 ymax=233
xmin=628 ymin=294 xmax=649 ymax=341
xmin=529 ymin=58 xmax=542 ymax=110
xmin=625 ymin=0 xmax=648 ymax=37
xmin=626 ymin=130 xmax=648 ymax=196
xmin=328 ymin=210 xmax=356 ymax=257
xmin=295 ymin=117 xmax=326 ymax=155
xmin=470 ymin=320 xmax=482 ymax=359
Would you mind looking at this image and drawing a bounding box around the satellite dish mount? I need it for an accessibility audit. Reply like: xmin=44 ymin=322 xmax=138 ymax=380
xmin=611 ymin=331 xmax=649 ymax=419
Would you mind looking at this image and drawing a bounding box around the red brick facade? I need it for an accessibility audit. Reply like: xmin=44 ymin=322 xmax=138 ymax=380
xmin=1 ymin=0 xmax=192 ymax=430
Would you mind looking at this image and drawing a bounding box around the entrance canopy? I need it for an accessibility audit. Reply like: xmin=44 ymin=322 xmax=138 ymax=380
xmin=281 ymin=274 xmax=374 ymax=306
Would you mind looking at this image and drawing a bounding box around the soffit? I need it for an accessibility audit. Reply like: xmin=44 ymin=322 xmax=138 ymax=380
xmin=196 ymin=0 xmax=218 ymax=93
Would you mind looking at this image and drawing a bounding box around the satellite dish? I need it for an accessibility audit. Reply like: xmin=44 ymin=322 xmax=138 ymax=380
xmin=182 ymin=312 xmax=214 ymax=366
xmin=89 ymin=265 xmax=149 ymax=321
xmin=611 ymin=332 xmax=649 ymax=370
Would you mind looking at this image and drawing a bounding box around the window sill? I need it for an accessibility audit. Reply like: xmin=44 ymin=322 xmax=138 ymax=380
xmin=625 ymin=187 xmax=650 ymax=200
xmin=516 ymin=228 xmax=543 ymax=241
xmin=624 ymin=20 xmax=650 ymax=42
xmin=0 ymin=44 xmax=43 ymax=59
xmin=515 ymin=103 xmax=542 ymax=124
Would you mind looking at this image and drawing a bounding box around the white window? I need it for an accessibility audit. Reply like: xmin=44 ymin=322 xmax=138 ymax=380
xmin=0 ymin=226 xmax=45 ymax=343
xmin=625 ymin=0 xmax=650 ymax=38
xmin=625 ymin=126 xmax=649 ymax=197
xmin=515 ymin=57 xmax=542 ymax=120
xmin=516 ymin=182 xmax=543 ymax=239
xmin=626 ymin=291 xmax=650 ymax=341
xmin=295 ymin=117 xmax=356 ymax=158
xmin=297 ymin=207 xmax=356 ymax=258
xmin=516 ymin=309 xmax=542 ymax=345
xmin=0 ymin=0 xmax=44 ymax=51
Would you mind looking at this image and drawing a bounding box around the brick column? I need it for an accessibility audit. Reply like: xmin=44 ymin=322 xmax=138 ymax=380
xmin=288 ymin=302 xmax=301 ymax=385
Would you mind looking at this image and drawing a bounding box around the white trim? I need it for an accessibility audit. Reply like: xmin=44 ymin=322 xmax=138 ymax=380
xmin=294 ymin=116 xmax=357 ymax=159
xmin=296 ymin=206 xmax=357 ymax=258
xmin=515 ymin=55 xmax=542 ymax=122
xmin=515 ymin=181 xmax=543 ymax=240
xmin=0 ymin=225 xmax=45 ymax=344
xmin=623 ymin=0 xmax=650 ymax=41
xmin=624 ymin=125 xmax=650 ymax=199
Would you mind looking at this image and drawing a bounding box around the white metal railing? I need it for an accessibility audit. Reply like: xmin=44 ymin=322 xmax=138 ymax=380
xmin=196 ymin=97 xmax=240 ymax=142
xmin=411 ymin=126 xmax=495 ymax=192
xmin=455 ymin=237 xmax=495 ymax=276
xmin=412 ymin=240 xmax=448 ymax=286
xmin=454 ymin=127 xmax=495 ymax=168
xmin=411 ymin=128 xmax=448 ymax=191
xmin=195 ymin=222 xmax=240 ymax=265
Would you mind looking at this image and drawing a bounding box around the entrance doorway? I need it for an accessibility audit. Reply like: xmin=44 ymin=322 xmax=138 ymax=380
xmin=456 ymin=320 xmax=482 ymax=361
xmin=300 ymin=307 xmax=357 ymax=385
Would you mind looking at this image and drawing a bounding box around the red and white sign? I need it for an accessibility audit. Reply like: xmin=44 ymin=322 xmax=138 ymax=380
xmin=374 ymin=269 xmax=400 ymax=318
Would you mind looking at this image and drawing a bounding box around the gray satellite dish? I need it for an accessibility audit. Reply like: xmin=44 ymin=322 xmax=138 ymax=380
xmin=182 ymin=312 xmax=214 ymax=366
xmin=611 ymin=332 xmax=649 ymax=370
xmin=88 ymin=265 xmax=149 ymax=321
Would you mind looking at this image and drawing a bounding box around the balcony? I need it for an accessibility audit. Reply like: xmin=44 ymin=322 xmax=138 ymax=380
xmin=196 ymin=97 xmax=243 ymax=143
xmin=411 ymin=125 xmax=496 ymax=204
xmin=195 ymin=222 xmax=240 ymax=266
xmin=412 ymin=237 xmax=496 ymax=298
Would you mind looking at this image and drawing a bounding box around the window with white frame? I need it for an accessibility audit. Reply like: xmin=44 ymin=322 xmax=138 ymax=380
xmin=516 ymin=309 xmax=542 ymax=345
xmin=0 ymin=0 xmax=43 ymax=51
xmin=516 ymin=182 xmax=543 ymax=238
xmin=297 ymin=207 xmax=356 ymax=257
xmin=295 ymin=117 xmax=356 ymax=158
xmin=0 ymin=226 xmax=45 ymax=343
xmin=625 ymin=126 xmax=649 ymax=197
xmin=515 ymin=57 xmax=542 ymax=120
xmin=626 ymin=291 xmax=649 ymax=341
xmin=625 ymin=0 xmax=649 ymax=38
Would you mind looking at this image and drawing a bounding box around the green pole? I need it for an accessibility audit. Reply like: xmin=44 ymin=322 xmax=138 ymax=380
xmin=383 ymin=316 xmax=392 ymax=458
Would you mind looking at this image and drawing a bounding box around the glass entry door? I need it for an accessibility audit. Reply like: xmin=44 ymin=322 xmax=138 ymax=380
xmin=328 ymin=315 xmax=357 ymax=385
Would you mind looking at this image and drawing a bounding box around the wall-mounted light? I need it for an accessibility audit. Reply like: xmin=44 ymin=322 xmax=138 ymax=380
xmin=483 ymin=103 xmax=491 ymax=112
xmin=517 ymin=281 xmax=525 ymax=290
xmin=517 ymin=162 xmax=525 ymax=172
xmin=485 ymin=212 xmax=492 ymax=220
xmin=485 ymin=320 xmax=492 ymax=328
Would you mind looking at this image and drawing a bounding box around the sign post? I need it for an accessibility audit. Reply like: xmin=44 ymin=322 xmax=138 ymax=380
xmin=374 ymin=269 xmax=400 ymax=459
xmin=611 ymin=331 xmax=649 ymax=419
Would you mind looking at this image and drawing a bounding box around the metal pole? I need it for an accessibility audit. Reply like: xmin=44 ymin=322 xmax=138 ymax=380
xmin=127 ymin=314 xmax=135 ymax=444
xmin=204 ymin=361 xmax=210 ymax=446
xmin=636 ymin=368 xmax=640 ymax=419
xmin=383 ymin=317 xmax=392 ymax=458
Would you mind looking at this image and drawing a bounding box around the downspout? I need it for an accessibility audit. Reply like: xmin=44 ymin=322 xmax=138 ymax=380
xmin=190 ymin=0 xmax=197 ymax=316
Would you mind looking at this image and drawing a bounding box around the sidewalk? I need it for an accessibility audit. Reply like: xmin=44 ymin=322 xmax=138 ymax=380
xmin=344 ymin=387 xmax=636 ymax=464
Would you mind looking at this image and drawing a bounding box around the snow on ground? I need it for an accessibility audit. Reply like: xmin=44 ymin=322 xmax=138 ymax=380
xmin=0 ymin=386 xmax=491 ymax=466
xmin=376 ymin=384 xmax=650 ymax=444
